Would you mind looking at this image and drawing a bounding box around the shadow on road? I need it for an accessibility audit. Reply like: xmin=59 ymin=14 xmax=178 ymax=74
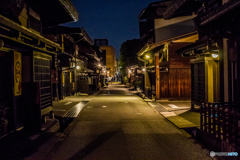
xmin=69 ymin=130 xmax=119 ymax=160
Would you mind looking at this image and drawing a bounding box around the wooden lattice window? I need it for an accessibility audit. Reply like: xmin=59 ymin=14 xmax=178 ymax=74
xmin=33 ymin=53 xmax=52 ymax=109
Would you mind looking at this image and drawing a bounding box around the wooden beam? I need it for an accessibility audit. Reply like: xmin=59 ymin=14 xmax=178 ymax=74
xmin=0 ymin=34 xmax=57 ymax=55
xmin=0 ymin=15 xmax=61 ymax=49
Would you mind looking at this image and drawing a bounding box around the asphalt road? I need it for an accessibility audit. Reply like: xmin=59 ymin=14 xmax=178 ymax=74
xmin=48 ymin=84 xmax=211 ymax=160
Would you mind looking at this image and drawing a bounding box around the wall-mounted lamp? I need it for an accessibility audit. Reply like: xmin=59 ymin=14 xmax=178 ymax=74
xmin=212 ymin=53 xmax=219 ymax=58
xmin=209 ymin=43 xmax=219 ymax=59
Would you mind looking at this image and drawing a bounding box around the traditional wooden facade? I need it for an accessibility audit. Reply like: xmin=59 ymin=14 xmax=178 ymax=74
xmin=0 ymin=0 xmax=78 ymax=136
xmin=137 ymin=1 xmax=198 ymax=100
xmin=76 ymin=28 xmax=102 ymax=93
xmin=43 ymin=26 xmax=82 ymax=99
xmin=165 ymin=0 xmax=240 ymax=152
xmin=43 ymin=26 xmax=102 ymax=95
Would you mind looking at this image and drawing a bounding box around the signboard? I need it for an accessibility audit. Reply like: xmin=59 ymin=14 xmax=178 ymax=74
xmin=88 ymin=77 xmax=92 ymax=84
xmin=14 ymin=51 xmax=22 ymax=96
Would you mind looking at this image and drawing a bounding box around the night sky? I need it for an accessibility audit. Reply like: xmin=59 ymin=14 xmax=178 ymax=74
xmin=63 ymin=0 xmax=159 ymax=58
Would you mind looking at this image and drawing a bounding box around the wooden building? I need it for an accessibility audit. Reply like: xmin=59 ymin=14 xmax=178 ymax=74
xmin=43 ymin=26 xmax=102 ymax=96
xmin=76 ymin=28 xmax=102 ymax=93
xmin=137 ymin=1 xmax=198 ymax=100
xmin=164 ymin=0 xmax=240 ymax=152
xmin=0 ymin=0 xmax=78 ymax=136
xmin=43 ymin=26 xmax=83 ymax=99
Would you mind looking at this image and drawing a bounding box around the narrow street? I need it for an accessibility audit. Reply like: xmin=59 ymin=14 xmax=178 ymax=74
xmin=46 ymin=84 xmax=211 ymax=160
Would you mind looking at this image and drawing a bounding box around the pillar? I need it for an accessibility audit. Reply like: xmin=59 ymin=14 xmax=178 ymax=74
xmin=155 ymin=53 xmax=160 ymax=100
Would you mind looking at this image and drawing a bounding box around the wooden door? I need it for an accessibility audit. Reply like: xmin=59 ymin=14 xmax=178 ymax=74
xmin=160 ymin=72 xmax=169 ymax=98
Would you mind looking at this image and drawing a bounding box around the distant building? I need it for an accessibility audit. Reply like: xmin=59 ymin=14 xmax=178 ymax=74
xmin=94 ymin=39 xmax=117 ymax=77
xmin=94 ymin=39 xmax=108 ymax=47
xmin=101 ymin=46 xmax=117 ymax=77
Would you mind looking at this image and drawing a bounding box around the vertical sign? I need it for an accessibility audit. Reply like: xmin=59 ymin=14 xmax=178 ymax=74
xmin=14 ymin=51 xmax=22 ymax=96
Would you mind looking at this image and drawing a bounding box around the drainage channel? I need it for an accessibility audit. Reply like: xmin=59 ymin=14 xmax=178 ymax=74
xmin=55 ymin=101 xmax=89 ymax=132
xmin=148 ymin=102 xmax=168 ymax=112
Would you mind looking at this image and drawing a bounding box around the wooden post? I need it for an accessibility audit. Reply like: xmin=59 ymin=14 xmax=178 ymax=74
xmin=200 ymin=103 xmax=203 ymax=130
xmin=155 ymin=53 xmax=160 ymax=100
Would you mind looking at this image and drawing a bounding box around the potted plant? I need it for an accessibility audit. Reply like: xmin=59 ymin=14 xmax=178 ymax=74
xmin=133 ymin=80 xmax=141 ymax=91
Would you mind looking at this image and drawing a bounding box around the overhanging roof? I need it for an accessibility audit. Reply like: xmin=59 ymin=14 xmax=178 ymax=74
xmin=196 ymin=0 xmax=240 ymax=26
xmin=137 ymin=31 xmax=198 ymax=57
xmin=26 ymin=0 xmax=78 ymax=27
xmin=138 ymin=0 xmax=172 ymax=20
xmin=176 ymin=40 xmax=207 ymax=57
xmin=163 ymin=0 xmax=202 ymax=20
xmin=43 ymin=26 xmax=82 ymax=34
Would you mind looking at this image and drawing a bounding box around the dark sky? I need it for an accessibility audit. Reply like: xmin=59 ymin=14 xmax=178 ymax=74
xmin=63 ymin=0 xmax=159 ymax=58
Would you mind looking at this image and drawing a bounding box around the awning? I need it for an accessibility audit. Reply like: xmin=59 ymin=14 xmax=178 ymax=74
xmin=137 ymin=42 xmax=164 ymax=57
xmin=137 ymin=31 xmax=198 ymax=57
xmin=85 ymin=53 xmax=100 ymax=62
xmin=176 ymin=40 xmax=207 ymax=57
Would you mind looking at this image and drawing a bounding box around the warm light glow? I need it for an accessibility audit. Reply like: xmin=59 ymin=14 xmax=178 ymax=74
xmin=107 ymin=71 xmax=109 ymax=73
xmin=146 ymin=55 xmax=149 ymax=58
xmin=98 ymin=64 xmax=101 ymax=66
xmin=76 ymin=66 xmax=80 ymax=69
xmin=142 ymin=68 xmax=145 ymax=71
xmin=212 ymin=53 xmax=219 ymax=58
xmin=129 ymin=70 xmax=131 ymax=73
xmin=104 ymin=71 xmax=106 ymax=73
